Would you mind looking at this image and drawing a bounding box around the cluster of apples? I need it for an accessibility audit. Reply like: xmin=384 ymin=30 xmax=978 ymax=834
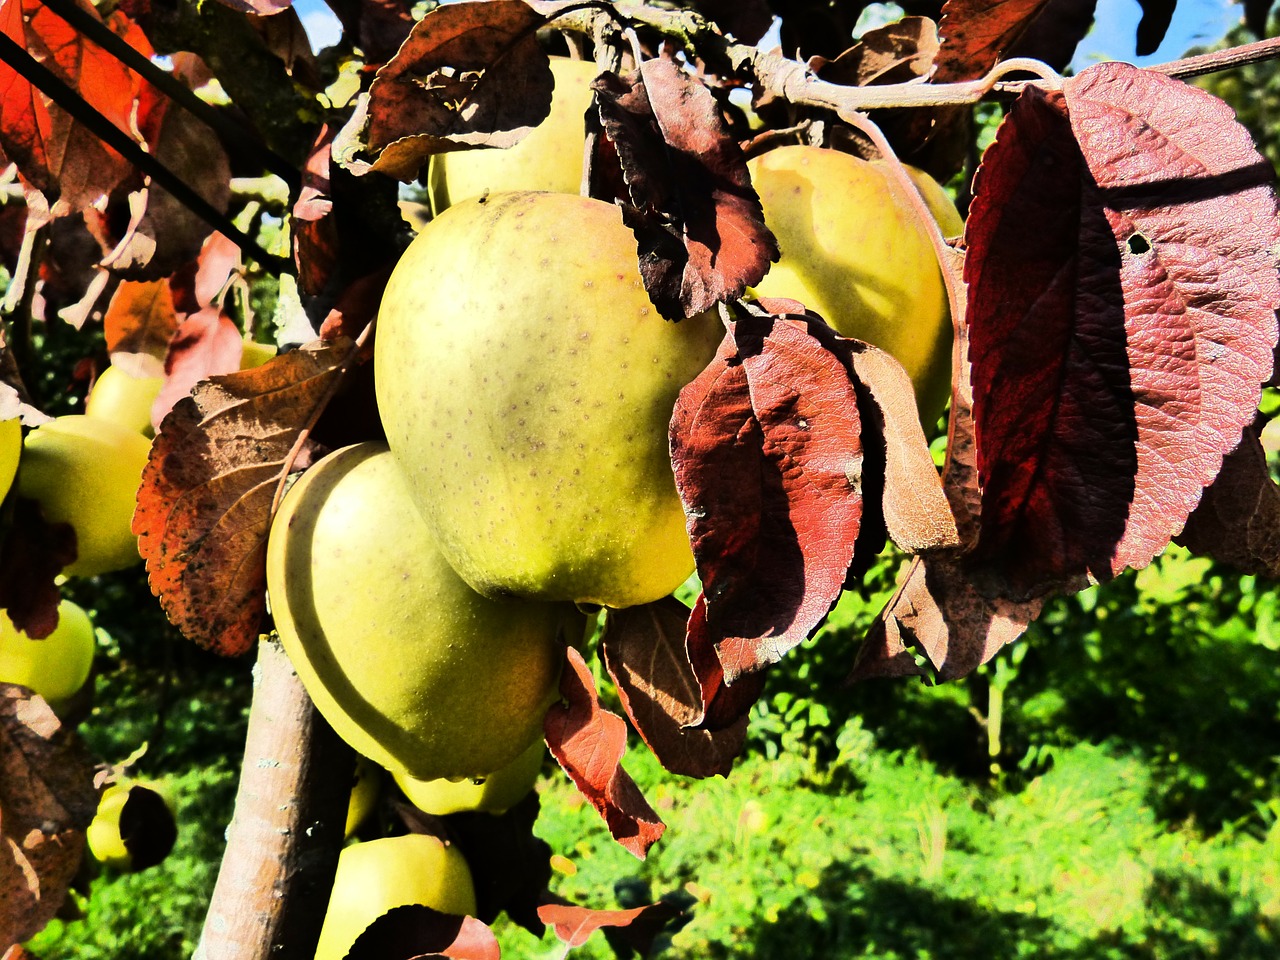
xmin=270 ymin=57 xmax=963 ymax=954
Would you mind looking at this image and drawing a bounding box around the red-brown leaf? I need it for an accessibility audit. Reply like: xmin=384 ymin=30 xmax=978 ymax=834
xmin=103 ymin=279 xmax=179 ymax=376
xmin=0 ymin=686 xmax=99 ymax=946
xmin=0 ymin=502 xmax=77 ymax=639
xmin=356 ymin=0 xmax=551 ymax=180
xmin=810 ymin=16 xmax=939 ymax=87
xmin=670 ymin=315 xmax=863 ymax=681
xmin=594 ymin=57 xmax=778 ymax=319
xmin=935 ymin=0 xmax=1088 ymax=82
xmin=685 ymin=593 xmax=768 ymax=731
xmin=346 ymin=906 xmax=499 ymax=960
xmin=152 ymin=306 xmax=244 ymax=428
xmin=293 ymin=124 xmax=338 ymax=296
xmin=538 ymin=901 xmax=684 ymax=953
xmin=600 ymin=598 xmax=746 ymax=778
xmin=543 ymin=647 xmax=664 ymax=860
xmin=965 ymin=67 xmax=1280 ymax=599
xmin=133 ymin=339 xmax=356 ymax=655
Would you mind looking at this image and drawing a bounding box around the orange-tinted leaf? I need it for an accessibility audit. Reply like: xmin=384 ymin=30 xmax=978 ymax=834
xmin=595 ymin=58 xmax=778 ymax=319
xmin=600 ymin=598 xmax=746 ymax=778
xmin=153 ymin=306 xmax=243 ymax=428
xmin=538 ymin=901 xmax=684 ymax=953
xmin=0 ymin=686 xmax=99 ymax=946
xmin=0 ymin=501 xmax=77 ymax=639
xmin=936 ymin=0 xmax=1067 ymax=81
xmin=134 ymin=339 xmax=356 ymax=655
xmin=346 ymin=906 xmax=499 ymax=960
xmin=103 ymin=279 xmax=178 ymax=376
xmin=966 ymin=67 xmax=1280 ymax=599
xmin=543 ymin=647 xmax=664 ymax=859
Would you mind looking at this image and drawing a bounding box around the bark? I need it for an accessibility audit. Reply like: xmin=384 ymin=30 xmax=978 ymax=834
xmin=195 ymin=638 xmax=354 ymax=960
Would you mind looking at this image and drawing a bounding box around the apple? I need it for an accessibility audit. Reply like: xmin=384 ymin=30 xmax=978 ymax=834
xmin=86 ymin=779 xmax=178 ymax=872
xmin=15 ymin=414 xmax=151 ymax=577
xmin=395 ymin=737 xmax=545 ymax=817
xmin=239 ymin=339 xmax=277 ymax=370
xmin=0 ymin=598 xmax=95 ymax=706
xmin=315 ymin=834 xmax=477 ymax=960
xmin=345 ymin=755 xmax=380 ymax=838
xmin=747 ymin=145 xmax=959 ymax=423
xmin=427 ymin=57 xmax=597 ymax=212
xmin=374 ymin=191 xmax=724 ymax=608
xmin=85 ymin=366 xmax=165 ymax=437
xmin=0 ymin=416 xmax=19 ymax=502
xmin=266 ymin=441 xmax=577 ymax=782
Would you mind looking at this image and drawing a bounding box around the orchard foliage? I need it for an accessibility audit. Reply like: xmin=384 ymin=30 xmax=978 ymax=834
xmin=2 ymin=0 xmax=1280 ymax=954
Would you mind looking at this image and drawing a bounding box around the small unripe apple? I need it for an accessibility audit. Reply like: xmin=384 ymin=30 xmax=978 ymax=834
xmin=85 ymin=366 xmax=165 ymax=437
xmin=239 ymin=340 xmax=277 ymax=370
xmin=85 ymin=780 xmax=177 ymax=872
xmin=0 ymin=416 xmax=19 ymax=502
xmin=315 ymin=834 xmax=477 ymax=960
xmin=16 ymin=415 xmax=150 ymax=577
xmin=395 ymin=737 xmax=545 ymax=816
xmin=0 ymin=598 xmax=94 ymax=707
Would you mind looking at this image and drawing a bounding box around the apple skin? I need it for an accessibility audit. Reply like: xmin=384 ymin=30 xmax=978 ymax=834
xmin=85 ymin=780 xmax=177 ymax=872
xmin=315 ymin=834 xmax=477 ymax=960
xmin=427 ymin=57 xmax=597 ymax=212
xmin=0 ymin=417 xmax=19 ymax=502
xmin=0 ymin=598 xmax=94 ymax=706
xmin=748 ymin=145 xmax=958 ymax=423
xmin=395 ymin=737 xmax=545 ymax=816
xmin=267 ymin=441 xmax=577 ymax=782
xmin=16 ymin=415 xmax=150 ymax=577
xmin=345 ymin=754 xmax=380 ymax=838
xmin=85 ymin=366 xmax=165 ymax=437
xmin=374 ymin=191 xmax=724 ymax=608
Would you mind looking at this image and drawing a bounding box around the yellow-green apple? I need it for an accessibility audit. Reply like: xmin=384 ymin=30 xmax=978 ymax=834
xmin=315 ymin=834 xmax=477 ymax=960
xmin=86 ymin=779 xmax=177 ymax=871
xmin=85 ymin=366 xmax=165 ymax=437
xmin=345 ymin=754 xmax=380 ymax=839
xmin=15 ymin=415 xmax=151 ymax=577
xmin=0 ymin=416 xmax=19 ymax=502
xmin=427 ymin=57 xmax=597 ymax=212
xmin=0 ymin=598 xmax=94 ymax=707
xmin=748 ymin=145 xmax=959 ymax=422
xmin=373 ymin=191 xmax=723 ymax=608
xmin=395 ymin=737 xmax=545 ymax=816
xmin=266 ymin=441 xmax=575 ymax=782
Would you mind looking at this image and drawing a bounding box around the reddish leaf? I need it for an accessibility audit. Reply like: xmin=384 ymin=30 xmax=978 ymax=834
xmin=965 ymin=67 xmax=1280 ymax=599
xmin=600 ymin=598 xmax=747 ymax=778
xmin=152 ymin=306 xmax=243 ymax=428
xmin=1174 ymin=420 xmax=1280 ymax=577
xmin=293 ymin=124 xmax=338 ymax=296
xmin=0 ymin=502 xmax=77 ymax=639
xmin=102 ymin=279 xmax=178 ymax=376
xmin=347 ymin=906 xmax=499 ymax=960
xmin=211 ymin=0 xmax=295 ymax=14
xmin=0 ymin=686 xmax=99 ymax=946
xmin=594 ymin=57 xmax=778 ymax=319
xmin=670 ymin=315 xmax=863 ymax=681
xmin=543 ymin=647 xmax=664 ymax=859
xmin=935 ymin=0 xmax=1065 ymax=82
xmin=354 ymin=0 xmax=551 ymax=180
xmin=538 ymin=901 xmax=683 ymax=952
xmin=685 ymin=593 xmax=768 ymax=731
xmin=133 ymin=339 xmax=356 ymax=655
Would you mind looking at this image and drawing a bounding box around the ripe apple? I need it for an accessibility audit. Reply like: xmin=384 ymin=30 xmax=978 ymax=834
xmin=85 ymin=366 xmax=165 ymax=437
xmin=315 ymin=834 xmax=477 ymax=960
xmin=427 ymin=57 xmax=597 ymax=212
xmin=0 ymin=598 xmax=95 ymax=707
xmin=16 ymin=414 xmax=151 ymax=577
xmin=395 ymin=737 xmax=545 ymax=816
xmin=86 ymin=779 xmax=178 ymax=872
xmin=266 ymin=441 xmax=576 ymax=782
xmin=374 ymin=191 xmax=724 ymax=608
xmin=0 ymin=416 xmax=19 ymax=502
xmin=345 ymin=755 xmax=380 ymax=838
xmin=748 ymin=145 xmax=959 ymax=422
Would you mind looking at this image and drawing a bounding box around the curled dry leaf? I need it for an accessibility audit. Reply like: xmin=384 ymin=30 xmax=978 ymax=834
xmin=543 ymin=647 xmax=664 ymax=860
xmin=537 ymin=901 xmax=684 ymax=954
xmin=810 ymin=16 xmax=939 ymax=87
xmin=346 ymin=906 xmax=500 ymax=960
xmin=0 ymin=686 xmax=99 ymax=947
xmin=103 ymin=279 xmax=179 ymax=377
xmin=133 ymin=338 xmax=357 ymax=655
xmin=293 ymin=124 xmax=338 ymax=296
xmin=600 ymin=598 xmax=747 ymax=778
xmin=0 ymin=503 xmax=78 ymax=640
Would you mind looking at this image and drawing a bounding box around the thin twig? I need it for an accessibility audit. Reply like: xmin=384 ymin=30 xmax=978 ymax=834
xmin=1147 ymin=35 xmax=1280 ymax=79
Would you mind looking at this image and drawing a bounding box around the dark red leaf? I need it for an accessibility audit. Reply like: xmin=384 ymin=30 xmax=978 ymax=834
xmin=600 ymin=598 xmax=747 ymax=778
xmin=0 ymin=502 xmax=77 ymax=639
xmin=538 ymin=901 xmax=684 ymax=953
xmin=153 ymin=306 xmax=243 ymax=428
xmin=543 ymin=647 xmax=664 ymax=860
xmin=965 ymin=66 xmax=1280 ymax=599
xmin=670 ymin=315 xmax=863 ymax=681
xmin=293 ymin=124 xmax=338 ymax=296
xmin=346 ymin=906 xmax=499 ymax=960
xmin=685 ymin=594 xmax=768 ymax=731
xmin=353 ymin=0 xmax=551 ymax=180
xmin=594 ymin=57 xmax=778 ymax=319
xmin=134 ymin=339 xmax=356 ymax=655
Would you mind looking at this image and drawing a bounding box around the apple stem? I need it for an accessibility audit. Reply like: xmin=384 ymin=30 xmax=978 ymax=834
xmin=194 ymin=638 xmax=355 ymax=960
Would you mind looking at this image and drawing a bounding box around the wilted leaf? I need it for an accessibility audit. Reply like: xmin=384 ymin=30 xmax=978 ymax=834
xmin=103 ymin=279 xmax=178 ymax=377
xmin=538 ymin=901 xmax=684 ymax=953
xmin=671 ymin=315 xmax=863 ymax=681
xmin=595 ymin=57 xmax=778 ymax=319
xmin=0 ymin=686 xmax=99 ymax=947
xmin=293 ymin=124 xmax=338 ymax=296
xmin=600 ymin=598 xmax=747 ymax=778
xmin=346 ymin=906 xmax=499 ymax=960
xmin=965 ymin=67 xmax=1280 ymax=599
xmin=0 ymin=502 xmax=77 ymax=639
xmin=355 ymin=0 xmax=551 ymax=180
xmin=152 ymin=306 xmax=244 ymax=428
xmin=811 ymin=17 xmax=939 ymax=87
xmin=134 ymin=339 xmax=357 ymax=655
xmin=543 ymin=647 xmax=664 ymax=859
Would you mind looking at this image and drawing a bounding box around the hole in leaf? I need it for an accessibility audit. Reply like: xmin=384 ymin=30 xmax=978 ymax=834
xmin=1127 ymin=232 xmax=1152 ymax=255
